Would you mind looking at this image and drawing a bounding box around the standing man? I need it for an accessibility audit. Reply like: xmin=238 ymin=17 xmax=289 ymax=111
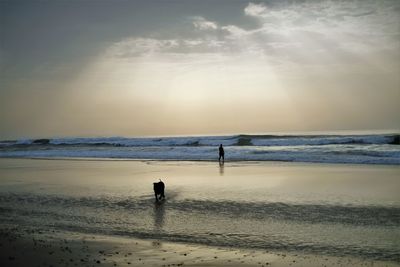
xmin=219 ymin=144 xmax=225 ymax=163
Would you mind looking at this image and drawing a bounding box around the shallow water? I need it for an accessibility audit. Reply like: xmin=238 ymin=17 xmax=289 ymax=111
xmin=0 ymin=159 xmax=399 ymax=261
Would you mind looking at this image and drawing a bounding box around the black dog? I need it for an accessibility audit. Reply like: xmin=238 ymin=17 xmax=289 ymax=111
xmin=153 ymin=180 xmax=165 ymax=201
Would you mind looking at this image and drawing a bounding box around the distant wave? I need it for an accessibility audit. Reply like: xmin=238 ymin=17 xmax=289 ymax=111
xmin=1 ymin=134 xmax=399 ymax=147
xmin=0 ymin=134 xmax=399 ymax=164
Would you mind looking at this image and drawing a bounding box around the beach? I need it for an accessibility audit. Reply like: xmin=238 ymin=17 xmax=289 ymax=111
xmin=2 ymin=225 xmax=399 ymax=267
xmin=2 ymin=0 xmax=400 ymax=265
xmin=0 ymin=158 xmax=399 ymax=266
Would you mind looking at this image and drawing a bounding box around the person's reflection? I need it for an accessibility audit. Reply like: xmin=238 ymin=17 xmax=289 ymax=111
xmin=153 ymin=201 xmax=165 ymax=231
xmin=219 ymin=161 xmax=224 ymax=176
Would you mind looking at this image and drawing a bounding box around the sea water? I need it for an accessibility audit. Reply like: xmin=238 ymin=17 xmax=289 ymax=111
xmin=0 ymin=159 xmax=399 ymax=262
xmin=0 ymin=133 xmax=399 ymax=164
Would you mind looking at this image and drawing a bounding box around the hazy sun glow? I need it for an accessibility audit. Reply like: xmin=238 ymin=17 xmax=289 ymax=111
xmin=1 ymin=0 xmax=399 ymax=138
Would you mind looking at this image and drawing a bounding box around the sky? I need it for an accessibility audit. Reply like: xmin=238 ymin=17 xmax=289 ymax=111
xmin=1 ymin=0 xmax=399 ymax=139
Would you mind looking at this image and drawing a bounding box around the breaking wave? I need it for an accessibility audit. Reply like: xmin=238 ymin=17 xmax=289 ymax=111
xmin=0 ymin=134 xmax=399 ymax=164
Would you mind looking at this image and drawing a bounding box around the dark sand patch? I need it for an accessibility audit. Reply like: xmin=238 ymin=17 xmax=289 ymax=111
xmin=1 ymin=225 xmax=398 ymax=267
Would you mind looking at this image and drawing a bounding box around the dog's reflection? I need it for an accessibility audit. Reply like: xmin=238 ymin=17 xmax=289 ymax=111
xmin=153 ymin=201 xmax=165 ymax=231
xmin=152 ymin=196 xmax=166 ymax=248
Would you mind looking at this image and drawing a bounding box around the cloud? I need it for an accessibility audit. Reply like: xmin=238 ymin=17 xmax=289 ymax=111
xmin=221 ymin=25 xmax=248 ymax=39
xmin=244 ymin=2 xmax=267 ymax=17
xmin=106 ymin=0 xmax=400 ymax=70
xmin=183 ymin=39 xmax=204 ymax=47
xmin=192 ymin=16 xmax=218 ymax=30
xmin=109 ymin=38 xmax=179 ymax=57
xmin=241 ymin=1 xmax=400 ymax=59
xmin=108 ymin=36 xmax=230 ymax=59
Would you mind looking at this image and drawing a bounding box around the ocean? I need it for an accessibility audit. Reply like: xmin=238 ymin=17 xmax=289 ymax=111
xmin=0 ymin=133 xmax=399 ymax=164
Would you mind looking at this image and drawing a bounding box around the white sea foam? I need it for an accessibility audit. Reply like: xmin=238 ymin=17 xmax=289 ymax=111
xmin=0 ymin=134 xmax=399 ymax=164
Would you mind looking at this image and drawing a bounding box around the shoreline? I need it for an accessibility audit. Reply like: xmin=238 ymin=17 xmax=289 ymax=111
xmin=1 ymin=225 xmax=398 ymax=267
xmin=1 ymin=156 xmax=400 ymax=167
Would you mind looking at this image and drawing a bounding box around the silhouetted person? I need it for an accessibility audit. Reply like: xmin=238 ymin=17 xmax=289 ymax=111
xmin=219 ymin=144 xmax=225 ymax=163
xmin=153 ymin=179 xmax=165 ymax=201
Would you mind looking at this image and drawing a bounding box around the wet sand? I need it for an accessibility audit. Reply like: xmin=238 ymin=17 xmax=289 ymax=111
xmin=1 ymin=225 xmax=398 ymax=267
xmin=1 ymin=159 xmax=399 ymax=266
